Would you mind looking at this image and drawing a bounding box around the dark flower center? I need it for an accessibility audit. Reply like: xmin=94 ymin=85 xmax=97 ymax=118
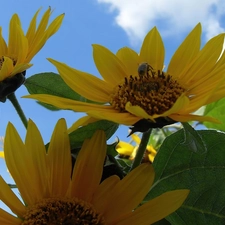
xmin=110 ymin=63 xmax=185 ymax=116
xmin=21 ymin=197 xmax=105 ymax=225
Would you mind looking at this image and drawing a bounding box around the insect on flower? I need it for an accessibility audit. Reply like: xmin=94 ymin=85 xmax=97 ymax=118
xmin=138 ymin=62 xmax=154 ymax=77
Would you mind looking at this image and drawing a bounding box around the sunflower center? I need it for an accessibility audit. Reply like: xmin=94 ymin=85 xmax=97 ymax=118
xmin=110 ymin=63 xmax=186 ymax=116
xmin=21 ymin=197 xmax=105 ymax=225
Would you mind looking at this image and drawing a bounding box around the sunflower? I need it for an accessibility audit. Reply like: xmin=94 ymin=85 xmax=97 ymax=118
xmin=0 ymin=8 xmax=64 ymax=100
xmin=25 ymin=23 xmax=225 ymax=129
xmin=116 ymin=133 xmax=157 ymax=163
xmin=0 ymin=119 xmax=188 ymax=224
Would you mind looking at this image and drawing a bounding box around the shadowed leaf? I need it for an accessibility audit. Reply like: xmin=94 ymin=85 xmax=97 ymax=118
xmin=145 ymin=129 xmax=225 ymax=225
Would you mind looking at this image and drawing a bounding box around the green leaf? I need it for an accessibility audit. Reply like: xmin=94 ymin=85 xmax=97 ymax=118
xmin=146 ymin=129 xmax=225 ymax=225
xmin=152 ymin=219 xmax=171 ymax=225
xmin=181 ymin=122 xmax=207 ymax=154
xmin=103 ymin=155 xmax=125 ymax=179
xmin=203 ymin=97 xmax=225 ymax=131
xmin=107 ymin=141 xmax=119 ymax=157
xmin=24 ymin=72 xmax=94 ymax=110
xmin=69 ymin=120 xmax=119 ymax=150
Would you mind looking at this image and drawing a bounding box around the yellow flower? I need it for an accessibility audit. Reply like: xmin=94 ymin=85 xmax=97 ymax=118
xmin=0 ymin=7 xmax=64 ymax=80
xmin=0 ymin=119 xmax=189 ymax=224
xmin=0 ymin=8 xmax=64 ymax=100
xmin=25 ymin=23 xmax=225 ymax=130
xmin=116 ymin=134 xmax=157 ymax=163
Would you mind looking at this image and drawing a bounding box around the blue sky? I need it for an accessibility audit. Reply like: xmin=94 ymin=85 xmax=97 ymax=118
xmin=1 ymin=0 xmax=225 ymax=214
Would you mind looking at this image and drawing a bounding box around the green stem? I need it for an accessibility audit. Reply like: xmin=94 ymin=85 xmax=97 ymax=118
xmin=7 ymin=92 xmax=28 ymax=128
xmin=130 ymin=128 xmax=153 ymax=171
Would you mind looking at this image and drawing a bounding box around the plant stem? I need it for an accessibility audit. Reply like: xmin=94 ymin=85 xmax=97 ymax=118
xmin=7 ymin=92 xmax=28 ymax=128
xmin=130 ymin=128 xmax=152 ymax=171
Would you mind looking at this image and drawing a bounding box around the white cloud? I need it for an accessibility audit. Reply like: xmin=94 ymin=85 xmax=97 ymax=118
xmin=97 ymin=0 xmax=225 ymax=45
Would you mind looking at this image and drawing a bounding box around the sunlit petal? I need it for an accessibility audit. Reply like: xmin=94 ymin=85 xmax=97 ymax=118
xmin=167 ymin=23 xmax=201 ymax=78
xmin=140 ymin=27 xmax=164 ymax=70
xmin=67 ymin=115 xmax=99 ymax=133
xmin=48 ymin=58 xmax=111 ymax=102
xmin=114 ymin=190 xmax=189 ymax=225
xmin=93 ymin=44 xmax=127 ymax=85
xmin=116 ymin=47 xmax=139 ymax=76
xmin=28 ymin=23 xmax=225 ymax=127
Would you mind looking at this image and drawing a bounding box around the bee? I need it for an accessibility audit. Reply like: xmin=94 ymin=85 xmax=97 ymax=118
xmin=138 ymin=63 xmax=154 ymax=77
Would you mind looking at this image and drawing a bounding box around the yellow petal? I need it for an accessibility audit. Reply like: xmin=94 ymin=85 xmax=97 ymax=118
xmin=48 ymin=58 xmax=111 ymax=103
xmin=0 ymin=57 xmax=14 ymax=81
xmin=125 ymin=101 xmax=155 ymax=122
xmin=0 ymin=208 xmax=21 ymax=224
xmin=0 ymin=176 xmax=25 ymax=217
xmin=146 ymin=145 xmax=157 ymax=155
xmin=116 ymin=47 xmax=139 ymax=76
xmin=26 ymin=8 xmax=41 ymax=44
xmin=213 ymin=46 xmax=225 ymax=69
xmin=167 ymin=23 xmax=201 ymax=78
xmin=68 ymin=115 xmax=99 ymax=133
xmin=182 ymin=78 xmax=223 ymax=113
xmin=8 ymin=14 xmax=21 ymax=56
xmin=27 ymin=13 xmax=65 ymax=62
xmin=71 ymin=130 xmax=106 ymax=202
xmin=127 ymin=93 xmax=187 ymax=122
xmin=25 ymin=120 xmax=48 ymax=200
xmin=131 ymin=134 xmax=141 ymax=145
xmin=148 ymin=154 xmax=155 ymax=163
xmin=116 ymin=141 xmax=134 ymax=156
xmin=201 ymin=56 xmax=225 ymax=104
xmin=139 ymin=27 xmax=164 ymax=70
xmin=158 ymin=94 xmax=190 ymax=117
xmin=47 ymin=119 xmax=71 ymax=197
xmin=24 ymin=94 xmax=111 ymax=111
xmin=104 ymin=164 xmax=155 ymax=223
xmin=7 ymin=14 xmax=27 ymax=63
xmin=10 ymin=63 xmax=32 ymax=76
xmin=87 ymin=109 xmax=140 ymax=125
xmin=4 ymin=123 xmax=36 ymax=205
xmin=93 ymin=44 xmax=127 ymax=86
xmin=24 ymin=94 xmax=140 ymax=125
xmin=0 ymin=27 xmax=7 ymax=55
xmin=187 ymin=63 xmax=225 ymax=100
xmin=14 ymin=26 xmax=28 ymax=64
xmin=30 ymin=7 xmax=51 ymax=44
xmin=115 ymin=190 xmax=189 ymax=225
xmin=182 ymin=33 xmax=225 ymax=86
xmin=206 ymin=85 xmax=225 ymax=105
xmin=92 ymin=175 xmax=120 ymax=212
xmin=45 ymin=13 xmax=65 ymax=39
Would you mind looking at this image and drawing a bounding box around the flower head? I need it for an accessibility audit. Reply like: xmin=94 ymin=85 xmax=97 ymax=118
xmin=24 ymin=24 xmax=224 ymax=129
xmin=0 ymin=119 xmax=188 ymax=224
xmin=0 ymin=8 xmax=64 ymax=101
xmin=116 ymin=133 xmax=157 ymax=163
